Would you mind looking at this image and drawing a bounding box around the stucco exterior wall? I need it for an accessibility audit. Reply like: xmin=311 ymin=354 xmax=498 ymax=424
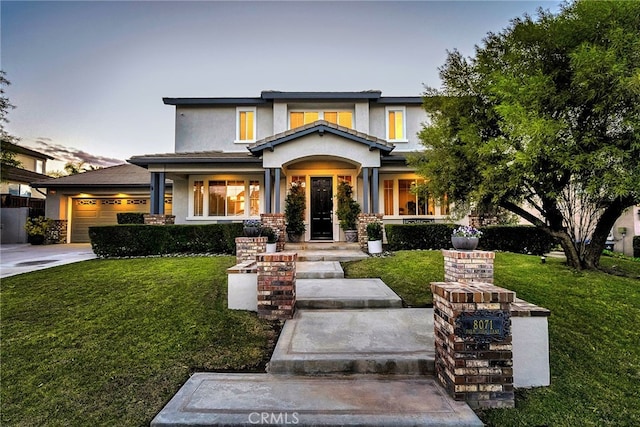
xmin=172 ymin=177 xmax=190 ymax=224
xmin=368 ymin=104 xmax=426 ymax=152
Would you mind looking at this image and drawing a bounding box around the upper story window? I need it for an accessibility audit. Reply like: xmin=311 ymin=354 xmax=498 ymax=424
xmin=236 ymin=107 xmax=256 ymax=142
xmin=385 ymin=106 xmax=407 ymax=142
xmin=35 ymin=160 xmax=44 ymax=174
xmin=289 ymin=110 xmax=353 ymax=130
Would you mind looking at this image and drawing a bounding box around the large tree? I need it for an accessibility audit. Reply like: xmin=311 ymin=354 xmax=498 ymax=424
xmin=1 ymin=71 xmax=22 ymax=177
xmin=412 ymin=1 xmax=640 ymax=270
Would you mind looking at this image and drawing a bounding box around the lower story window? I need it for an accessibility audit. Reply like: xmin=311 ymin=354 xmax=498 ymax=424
xmin=192 ymin=179 xmax=260 ymax=217
xmin=383 ymin=177 xmax=446 ymax=216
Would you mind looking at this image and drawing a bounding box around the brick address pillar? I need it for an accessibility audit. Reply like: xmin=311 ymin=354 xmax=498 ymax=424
xmin=256 ymin=253 xmax=297 ymax=320
xmin=442 ymin=249 xmax=495 ymax=283
xmin=431 ymin=281 xmax=515 ymax=409
xmin=235 ymin=237 xmax=267 ymax=264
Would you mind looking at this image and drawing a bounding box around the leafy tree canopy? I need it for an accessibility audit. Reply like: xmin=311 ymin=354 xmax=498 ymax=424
xmin=1 ymin=71 xmax=22 ymax=178
xmin=411 ymin=0 xmax=640 ymax=270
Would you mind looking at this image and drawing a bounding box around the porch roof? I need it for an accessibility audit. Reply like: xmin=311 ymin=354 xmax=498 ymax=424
xmin=3 ymin=166 xmax=51 ymax=184
xmin=247 ymin=120 xmax=395 ymax=156
xmin=128 ymin=151 xmax=262 ymax=167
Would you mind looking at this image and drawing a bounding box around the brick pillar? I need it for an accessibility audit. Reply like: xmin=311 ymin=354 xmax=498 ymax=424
xmin=261 ymin=213 xmax=286 ymax=252
xmin=143 ymin=214 xmax=176 ymax=225
xmin=357 ymin=213 xmax=383 ymax=251
xmin=431 ymin=281 xmax=515 ymax=409
xmin=235 ymin=237 xmax=267 ymax=264
xmin=256 ymin=253 xmax=297 ymax=320
xmin=442 ymin=249 xmax=495 ymax=283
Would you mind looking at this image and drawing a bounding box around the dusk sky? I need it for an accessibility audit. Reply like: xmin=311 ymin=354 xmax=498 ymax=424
xmin=2 ymin=0 xmax=561 ymax=172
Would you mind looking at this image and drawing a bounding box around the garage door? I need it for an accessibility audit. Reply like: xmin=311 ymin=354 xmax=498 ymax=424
xmin=71 ymin=197 xmax=172 ymax=243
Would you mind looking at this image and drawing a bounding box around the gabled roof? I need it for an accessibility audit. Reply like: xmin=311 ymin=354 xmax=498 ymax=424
xmin=31 ymin=164 xmax=171 ymax=188
xmin=128 ymin=151 xmax=262 ymax=166
xmin=247 ymin=120 xmax=395 ymax=156
xmin=1 ymin=141 xmax=55 ymax=160
xmin=3 ymin=166 xmax=52 ymax=184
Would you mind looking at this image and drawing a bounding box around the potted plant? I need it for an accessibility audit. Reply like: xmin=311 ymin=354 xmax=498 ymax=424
xmin=262 ymin=227 xmax=278 ymax=252
xmin=451 ymin=225 xmax=483 ymax=251
xmin=243 ymin=219 xmax=262 ymax=237
xmin=336 ymin=181 xmax=361 ymax=242
xmin=284 ymin=182 xmax=306 ymax=242
xmin=366 ymin=222 xmax=383 ymax=254
xmin=24 ymin=216 xmax=51 ymax=245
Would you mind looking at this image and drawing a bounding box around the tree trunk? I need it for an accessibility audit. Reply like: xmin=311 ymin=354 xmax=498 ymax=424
xmin=583 ymin=197 xmax=632 ymax=270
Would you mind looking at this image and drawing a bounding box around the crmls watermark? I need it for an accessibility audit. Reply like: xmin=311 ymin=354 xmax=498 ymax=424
xmin=248 ymin=412 xmax=299 ymax=425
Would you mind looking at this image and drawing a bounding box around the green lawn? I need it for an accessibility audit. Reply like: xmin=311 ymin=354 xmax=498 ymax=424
xmin=345 ymin=251 xmax=640 ymax=426
xmin=2 ymin=251 xmax=639 ymax=426
xmin=1 ymin=256 xmax=277 ymax=426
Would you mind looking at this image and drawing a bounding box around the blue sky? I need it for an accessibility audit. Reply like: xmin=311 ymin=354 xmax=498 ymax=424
xmin=2 ymin=0 xmax=561 ymax=171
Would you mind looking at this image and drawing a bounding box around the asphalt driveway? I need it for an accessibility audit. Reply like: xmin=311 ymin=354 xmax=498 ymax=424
xmin=0 ymin=243 xmax=96 ymax=278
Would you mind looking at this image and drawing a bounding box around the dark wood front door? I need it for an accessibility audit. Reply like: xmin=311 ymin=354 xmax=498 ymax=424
xmin=310 ymin=177 xmax=333 ymax=240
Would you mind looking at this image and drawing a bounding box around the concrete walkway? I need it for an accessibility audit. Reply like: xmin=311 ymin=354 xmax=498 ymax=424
xmin=0 ymin=243 xmax=96 ymax=278
xmin=152 ymin=248 xmax=483 ymax=426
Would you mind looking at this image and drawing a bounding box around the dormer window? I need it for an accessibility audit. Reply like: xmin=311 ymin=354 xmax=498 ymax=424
xmin=236 ymin=107 xmax=256 ymax=142
xmin=386 ymin=106 xmax=407 ymax=142
xmin=289 ymin=111 xmax=353 ymax=130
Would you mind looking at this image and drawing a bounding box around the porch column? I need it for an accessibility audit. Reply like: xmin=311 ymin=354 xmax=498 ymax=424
xmin=264 ymin=169 xmax=272 ymax=214
xmin=274 ymin=168 xmax=281 ymax=213
xmin=150 ymin=172 xmax=165 ymax=215
xmin=362 ymin=167 xmax=370 ymax=213
xmin=372 ymin=167 xmax=379 ymax=214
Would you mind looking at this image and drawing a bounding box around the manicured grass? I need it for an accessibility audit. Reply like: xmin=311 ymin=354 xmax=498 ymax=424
xmin=345 ymin=251 xmax=640 ymax=426
xmin=1 ymin=256 xmax=277 ymax=426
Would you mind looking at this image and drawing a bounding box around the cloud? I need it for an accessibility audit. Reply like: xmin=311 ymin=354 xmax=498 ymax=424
xmin=29 ymin=138 xmax=124 ymax=168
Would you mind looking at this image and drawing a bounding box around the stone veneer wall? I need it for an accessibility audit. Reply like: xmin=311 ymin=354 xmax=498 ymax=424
xmin=442 ymin=249 xmax=495 ymax=283
xmin=431 ymin=281 xmax=515 ymax=409
xmin=143 ymin=214 xmax=176 ymax=225
xmin=256 ymin=252 xmax=297 ymax=320
xmin=357 ymin=213 xmax=383 ymax=251
xmin=261 ymin=213 xmax=286 ymax=252
xmin=235 ymin=237 xmax=267 ymax=264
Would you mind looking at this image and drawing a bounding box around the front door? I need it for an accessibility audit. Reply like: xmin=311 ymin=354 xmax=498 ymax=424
xmin=310 ymin=177 xmax=333 ymax=240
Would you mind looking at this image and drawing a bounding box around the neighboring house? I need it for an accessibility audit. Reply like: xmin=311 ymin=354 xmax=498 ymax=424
xmin=129 ymin=91 xmax=451 ymax=242
xmin=1 ymin=141 xmax=53 ymax=243
xmin=31 ymin=164 xmax=172 ymax=243
xmin=609 ymin=206 xmax=640 ymax=257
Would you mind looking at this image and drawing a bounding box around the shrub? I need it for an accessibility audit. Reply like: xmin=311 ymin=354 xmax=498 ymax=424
xmin=336 ymin=181 xmax=361 ymax=231
xmin=478 ymin=225 xmax=556 ymax=255
xmin=385 ymin=223 xmax=456 ymax=250
xmin=88 ymin=223 xmax=244 ymax=257
xmin=366 ymin=222 xmax=383 ymax=241
xmin=261 ymin=227 xmax=277 ymax=244
xmin=634 ymin=236 xmax=640 ymax=258
xmin=284 ymin=182 xmax=306 ymax=237
xmin=116 ymin=213 xmax=145 ymax=224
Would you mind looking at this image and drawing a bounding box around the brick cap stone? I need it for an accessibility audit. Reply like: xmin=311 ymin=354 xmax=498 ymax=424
xmin=442 ymin=249 xmax=495 ymax=259
xmin=430 ymin=281 xmax=515 ymax=303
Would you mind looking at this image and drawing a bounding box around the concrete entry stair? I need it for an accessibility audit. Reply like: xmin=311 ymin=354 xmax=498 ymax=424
xmin=268 ymin=308 xmax=435 ymax=375
xmin=296 ymin=261 xmax=344 ymax=279
xmin=296 ymin=278 xmax=402 ymax=309
xmin=151 ymin=373 xmax=483 ymax=427
xmin=288 ymin=242 xmax=369 ymax=262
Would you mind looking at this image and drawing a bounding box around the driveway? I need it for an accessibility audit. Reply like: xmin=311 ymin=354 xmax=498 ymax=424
xmin=0 ymin=243 xmax=96 ymax=278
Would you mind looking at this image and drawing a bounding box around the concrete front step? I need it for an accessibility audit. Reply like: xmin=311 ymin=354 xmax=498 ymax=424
xmin=297 ymin=278 xmax=402 ymax=309
xmin=287 ymin=242 xmax=369 ymax=262
xmin=151 ymin=373 xmax=483 ymax=427
xmin=268 ymin=309 xmax=435 ymax=375
xmin=296 ymin=261 xmax=344 ymax=279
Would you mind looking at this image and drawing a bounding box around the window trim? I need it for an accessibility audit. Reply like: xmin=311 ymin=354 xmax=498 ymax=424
xmin=385 ymin=106 xmax=408 ymax=143
xmin=235 ymin=107 xmax=257 ymax=143
xmin=379 ymin=175 xmax=450 ymax=218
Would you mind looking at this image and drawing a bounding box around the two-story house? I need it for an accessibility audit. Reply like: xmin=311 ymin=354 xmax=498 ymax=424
xmin=129 ymin=91 xmax=449 ymax=242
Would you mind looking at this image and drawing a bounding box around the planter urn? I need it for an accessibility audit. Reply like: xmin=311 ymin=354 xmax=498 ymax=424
xmin=367 ymin=240 xmax=383 ymax=254
xmin=451 ymin=236 xmax=479 ymax=251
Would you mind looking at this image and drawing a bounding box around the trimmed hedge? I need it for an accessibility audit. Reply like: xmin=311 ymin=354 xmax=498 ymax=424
xmin=116 ymin=213 xmax=145 ymax=224
xmin=384 ymin=223 xmax=555 ymax=255
xmin=478 ymin=225 xmax=556 ymax=255
xmin=385 ymin=224 xmax=456 ymax=251
xmin=88 ymin=223 xmax=244 ymax=257
xmin=634 ymin=236 xmax=640 ymax=258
